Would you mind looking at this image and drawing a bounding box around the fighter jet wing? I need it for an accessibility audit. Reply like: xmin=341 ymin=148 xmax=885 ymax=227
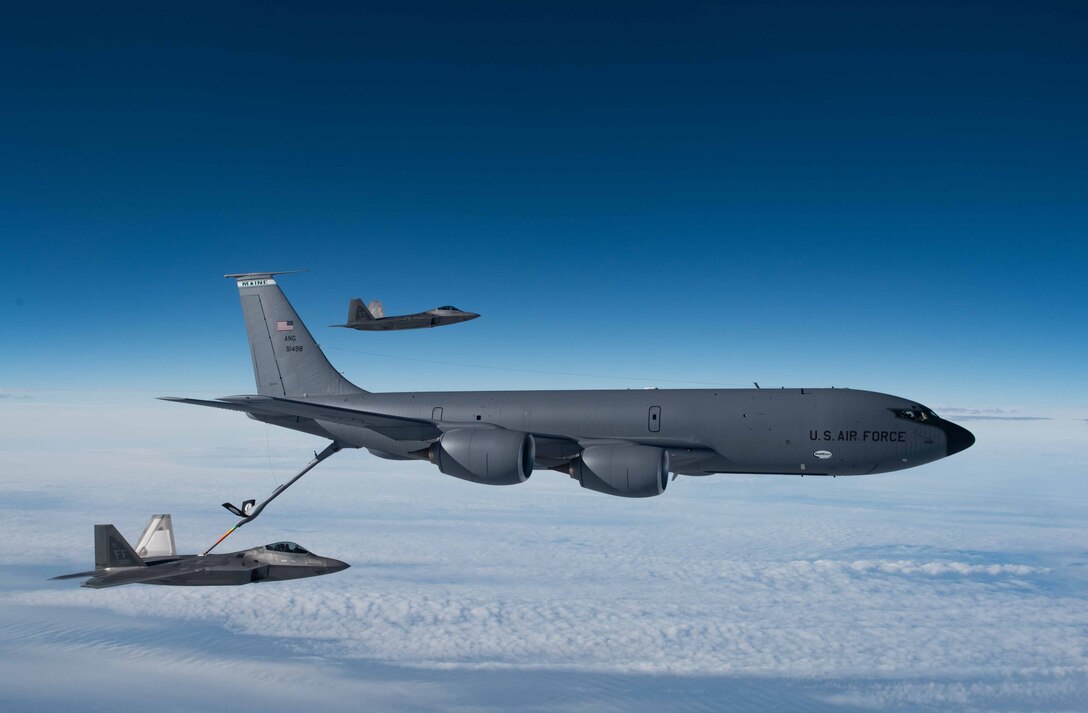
xmin=81 ymin=561 xmax=209 ymax=589
xmin=165 ymin=395 xmax=442 ymax=442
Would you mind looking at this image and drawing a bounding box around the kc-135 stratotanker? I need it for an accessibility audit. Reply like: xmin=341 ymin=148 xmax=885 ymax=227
xmin=163 ymin=272 xmax=974 ymax=501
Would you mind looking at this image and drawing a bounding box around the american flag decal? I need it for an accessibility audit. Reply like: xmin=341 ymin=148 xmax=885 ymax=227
xmin=277 ymin=320 xmax=294 ymax=331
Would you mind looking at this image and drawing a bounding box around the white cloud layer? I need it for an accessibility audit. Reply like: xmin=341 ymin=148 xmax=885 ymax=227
xmin=1 ymin=398 xmax=1087 ymax=711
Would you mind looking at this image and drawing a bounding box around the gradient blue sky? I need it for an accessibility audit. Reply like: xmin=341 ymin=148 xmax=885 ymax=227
xmin=3 ymin=4 xmax=1088 ymax=712
xmin=2 ymin=1 xmax=1085 ymax=411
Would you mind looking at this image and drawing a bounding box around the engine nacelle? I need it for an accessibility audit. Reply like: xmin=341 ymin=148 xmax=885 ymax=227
xmin=571 ymin=444 xmax=669 ymax=498
xmin=367 ymin=447 xmax=415 ymax=461
xmin=430 ymin=428 xmax=535 ymax=485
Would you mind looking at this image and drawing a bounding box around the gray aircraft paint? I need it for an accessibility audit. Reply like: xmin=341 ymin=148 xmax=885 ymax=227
xmin=333 ymin=296 xmax=480 ymax=331
xmin=55 ymin=517 xmax=348 ymax=588
xmin=234 ymin=276 xmax=363 ymax=398
xmin=165 ymin=273 xmax=974 ymax=494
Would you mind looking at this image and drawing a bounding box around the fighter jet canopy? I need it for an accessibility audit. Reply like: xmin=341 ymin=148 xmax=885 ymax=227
xmin=264 ymin=542 xmax=310 ymax=554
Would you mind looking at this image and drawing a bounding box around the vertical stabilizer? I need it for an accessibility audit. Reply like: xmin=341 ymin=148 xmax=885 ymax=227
xmin=348 ymin=298 xmax=373 ymax=324
xmin=95 ymin=524 xmax=145 ymax=569
xmin=135 ymin=514 xmax=176 ymax=558
xmin=226 ymin=272 xmax=366 ymax=397
xmin=367 ymin=299 xmax=384 ymax=319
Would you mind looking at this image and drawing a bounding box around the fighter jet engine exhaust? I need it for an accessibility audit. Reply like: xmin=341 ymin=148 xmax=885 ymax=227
xmin=568 ymin=444 xmax=670 ymax=498
xmin=428 ymin=429 xmax=535 ymax=485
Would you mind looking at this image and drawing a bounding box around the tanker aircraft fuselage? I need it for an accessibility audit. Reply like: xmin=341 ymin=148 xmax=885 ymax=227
xmin=163 ymin=273 xmax=974 ymax=499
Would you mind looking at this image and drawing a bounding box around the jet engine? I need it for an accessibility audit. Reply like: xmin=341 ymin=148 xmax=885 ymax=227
xmin=570 ymin=444 xmax=669 ymax=498
xmin=429 ymin=428 xmax=535 ymax=485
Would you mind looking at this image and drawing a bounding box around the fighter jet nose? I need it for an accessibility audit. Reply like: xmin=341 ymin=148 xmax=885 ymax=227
xmin=325 ymin=558 xmax=350 ymax=573
xmin=943 ymin=420 xmax=975 ymax=456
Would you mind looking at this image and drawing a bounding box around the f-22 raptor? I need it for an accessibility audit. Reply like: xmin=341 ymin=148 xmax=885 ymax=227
xmin=333 ymin=297 xmax=479 ymax=331
xmin=53 ymin=515 xmax=348 ymax=588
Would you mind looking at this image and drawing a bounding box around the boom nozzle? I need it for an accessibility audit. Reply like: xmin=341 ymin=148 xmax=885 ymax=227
xmin=221 ymin=499 xmax=255 ymax=517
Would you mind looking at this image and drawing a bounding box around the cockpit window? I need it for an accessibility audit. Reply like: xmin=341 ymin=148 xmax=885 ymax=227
xmin=437 ymin=305 xmax=457 ymax=311
xmin=264 ymin=542 xmax=309 ymax=554
xmin=891 ymin=406 xmax=937 ymax=422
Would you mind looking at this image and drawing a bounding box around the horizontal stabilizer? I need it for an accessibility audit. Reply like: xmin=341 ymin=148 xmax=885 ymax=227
xmin=224 ymin=269 xmax=308 ymax=279
xmin=51 ymin=570 xmax=100 ymax=581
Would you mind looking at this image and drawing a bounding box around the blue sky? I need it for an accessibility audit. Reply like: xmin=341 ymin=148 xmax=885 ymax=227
xmin=2 ymin=1 xmax=1086 ymax=407
xmin=2 ymin=3 xmax=1087 ymax=711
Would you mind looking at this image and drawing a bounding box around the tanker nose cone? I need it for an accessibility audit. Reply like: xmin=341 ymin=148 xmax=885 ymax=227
xmin=943 ymin=420 xmax=975 ymax=456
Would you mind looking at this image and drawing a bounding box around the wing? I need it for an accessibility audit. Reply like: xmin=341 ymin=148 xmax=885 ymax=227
xmin=161 ymin=395 xmax=715 ymax=468
xmin=81 ymin=561 xmax=209 ymax=589
xmin=161 ymin=395 xmax=442 ymax=441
